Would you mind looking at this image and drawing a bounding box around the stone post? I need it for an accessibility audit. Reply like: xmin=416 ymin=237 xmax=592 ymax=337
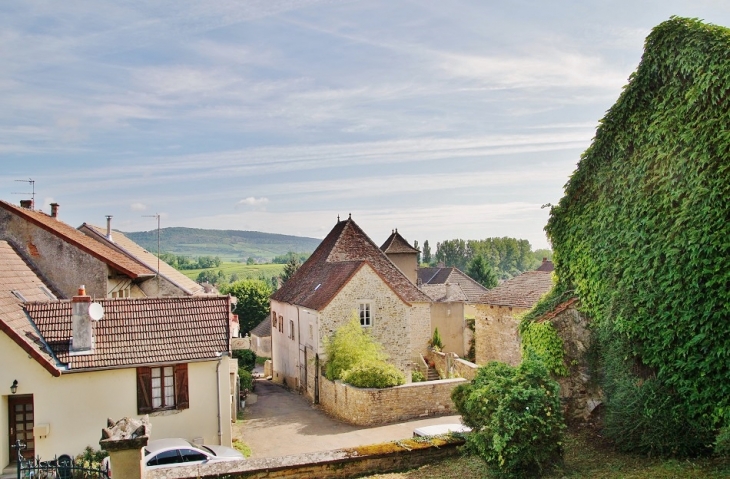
xmin=99 ymin=416 xmax=150 ymax=479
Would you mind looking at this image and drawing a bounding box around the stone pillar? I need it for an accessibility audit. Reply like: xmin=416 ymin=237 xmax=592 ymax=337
xmin=99 ymin=416 xmax=150 ymax=479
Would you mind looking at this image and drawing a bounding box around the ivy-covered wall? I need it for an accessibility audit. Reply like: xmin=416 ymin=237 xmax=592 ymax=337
xmin=545 ymin=17 xmax=730 ymax=455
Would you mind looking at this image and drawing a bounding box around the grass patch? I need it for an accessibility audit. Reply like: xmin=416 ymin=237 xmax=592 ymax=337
xmin=232 ymin=438 xmax=252 ymax=458
xmin=366 ymin=429 xmax=730 ymax=479
xmin=255 ymin=356 xmax=268 ymax=365
xmin=181 ymin=262 xmax=284 ymax=281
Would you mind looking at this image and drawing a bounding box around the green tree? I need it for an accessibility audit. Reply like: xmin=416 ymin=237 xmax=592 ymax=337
xmin=452 ymin=359 xmax=565 ymax=477
xmin=435 ymin=239 xmax=468 ymax=270
xmin=414 ymin=240 xmax=421 ymax=264
xmin=220 ymin=279 xmax=273 ymax=335
xmin=246 ymin=257 xmax=255 ymax=265
xmin=279 ymin=255 xmax=301 ymax=284
xmin=422 ymin=240 xmax=432 ymax=265
xmin=467 ymin=255 xmax=499 ymax=289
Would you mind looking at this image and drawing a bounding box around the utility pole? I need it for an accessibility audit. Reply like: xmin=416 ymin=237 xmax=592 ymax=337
xmin=143 ymin=214 xmax=161 ymax=296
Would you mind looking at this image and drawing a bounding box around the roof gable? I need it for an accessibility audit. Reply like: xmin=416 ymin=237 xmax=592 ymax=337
xmin=478 ymin=271 xmax=553 ymax=309
xmin=271 ymin=218 xmax=430 ymax=310
xmin=0 ymin=201 xmax=154 ymax=279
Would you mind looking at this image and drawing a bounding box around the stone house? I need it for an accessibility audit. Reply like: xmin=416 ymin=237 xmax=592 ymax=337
xmin=0 ymin=239 xmax=238 ymax=468
xmin=474 ymin=270 xmax=553 ymax=365
xmin=417 ymin=267 xmax=488 ymax=357
xmin=248 ymin=317 xmax=271 ymax=359
xmin=0 ymin=200 xmax=195 ymax=300
xmin=269 ymin=217 xmax=432 ymax=401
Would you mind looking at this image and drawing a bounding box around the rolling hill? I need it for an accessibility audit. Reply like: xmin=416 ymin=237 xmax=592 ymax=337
xmin=123 ymin=227 xmax=321 ymax=262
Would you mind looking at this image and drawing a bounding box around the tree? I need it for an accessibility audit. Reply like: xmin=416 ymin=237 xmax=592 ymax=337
xmin=434 ymin=239 xmax=468 ymax=270
xmin=219 ymin=279 xmax=273 ymax=335
xmin=422 ymin=240 xmax=432 ymax=265
xmin=279 ymin=255 xmax=301 ymax=284
xmin=452 ymin=359 xmax=565 ymax=477
xmin=246 ymin=257 xmax=255 ymax=265
xmin=414 ymin=240 xmax=421 ymax=264
xmin=467 ymin=255 xmax=499 ymax=289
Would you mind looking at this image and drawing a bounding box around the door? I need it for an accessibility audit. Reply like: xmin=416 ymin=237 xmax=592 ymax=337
xmin=8 ymin=395 xmax=34 ymax=462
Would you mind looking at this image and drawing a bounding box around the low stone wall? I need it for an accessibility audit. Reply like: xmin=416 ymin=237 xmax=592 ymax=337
xmin=318 ymin=375 xmax=466 ymax=426
xmin=146 ymin=437 xmax=465 ymax=479
xmin=426 ymin=350 xmax=478 ymax=381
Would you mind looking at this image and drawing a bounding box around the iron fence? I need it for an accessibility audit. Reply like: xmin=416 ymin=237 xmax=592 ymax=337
xmin=13 ymin=441 xmax=110 ymax=479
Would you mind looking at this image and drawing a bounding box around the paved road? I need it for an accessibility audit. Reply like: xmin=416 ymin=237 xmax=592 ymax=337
xmin=235 ymin=379 xmax=463 ymax=458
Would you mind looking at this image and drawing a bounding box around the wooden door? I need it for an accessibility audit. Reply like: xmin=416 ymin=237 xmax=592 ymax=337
xmin=8 ymin=395 xmax=34 ymax=461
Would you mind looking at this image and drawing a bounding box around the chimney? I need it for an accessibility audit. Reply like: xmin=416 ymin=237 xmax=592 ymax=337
xmin=50 ymin=203 xmax=59 ymax=219
xmin=543 ymin=257 xmax=548 ymax=263
xmin=445 ymin=282 xmax=455 ymax=299
xmin=106 ymin=215 xmax=114 ymax=242
xmin=70 ymin=285 xmax=93 ymax=352
xmin=20 ymin=200 xmax=33 ymax=209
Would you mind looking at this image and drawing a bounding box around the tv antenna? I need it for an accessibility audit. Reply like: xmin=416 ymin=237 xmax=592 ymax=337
xmin=12 ymin=178 xmax=36 ymax=209
xmin=143 ymin=213 xmax=161 ymax=295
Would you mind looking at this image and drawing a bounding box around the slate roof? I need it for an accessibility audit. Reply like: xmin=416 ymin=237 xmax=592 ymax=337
xmin=478 ymin=271 xmax=553 ymax=309
xmin=80 ymin=224 xmax=206 ymax=295
xmin=380 ymin=230 xmax=419 ymax=254
xmin=536 ymin=259 xmax=555 ymax=272
xmin=25 ymin=296 xmax=231 ymax=371
xmin=0 ymin=241 xmax=61 ymax=376
xmin=271 ymin=217 xmax=431 ymax=310
xmin=250 ymin=316 xmax=272 ymax=338
xmin=418 ymin=267 xmax=488 ymax=302
xmin=0 ymin=201 xmax=155 ymax=279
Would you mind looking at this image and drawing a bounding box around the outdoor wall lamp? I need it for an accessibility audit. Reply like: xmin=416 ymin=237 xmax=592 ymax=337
xmin=10 ymin=380 xmax=18 ymax=394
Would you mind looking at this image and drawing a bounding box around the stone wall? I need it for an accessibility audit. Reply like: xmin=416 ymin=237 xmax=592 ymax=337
xmin=425 ymin=350 xmax=478 ymax=381
xmin=318 ymin=375 xmax=466 ymax=426
xmin=147 ymin=437 xmax=464 ymax=479
xmin=473 ymin=303 xmax=528 ymax=366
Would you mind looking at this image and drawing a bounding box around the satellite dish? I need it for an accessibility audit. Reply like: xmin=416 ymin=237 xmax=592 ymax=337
xmin=88 ymin=302 xmax=104 ymax=321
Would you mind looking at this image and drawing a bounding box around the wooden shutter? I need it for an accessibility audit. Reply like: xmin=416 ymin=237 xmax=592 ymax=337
xmin=174 ymin=363 xmax=190 ymax=410
xmin=137 ymin=367 xmax=153 ymax=414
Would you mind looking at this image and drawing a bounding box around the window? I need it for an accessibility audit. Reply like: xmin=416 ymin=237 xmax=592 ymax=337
xmin=272 ymin=311 xmax=277 ymax=327
xmin=137 ymin=364 xmax=189 ymax=414
xmin=359 ymin=303 xmax=372 ymax=327
xmin=289 ymin=320 xmax=295 ymax=340
xmin=278 ymin=315 xmax=283 ymax=333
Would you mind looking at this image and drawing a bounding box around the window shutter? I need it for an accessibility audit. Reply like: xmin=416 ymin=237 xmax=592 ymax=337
xmin=137 ymin=367 xmax=153 ymax=414
xmin=174 ymin=363 xmax=190 ymax=410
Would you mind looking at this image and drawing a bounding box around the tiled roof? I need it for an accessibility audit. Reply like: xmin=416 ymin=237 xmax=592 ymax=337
xmin=80 ymin=224 xmax=206 ymax=295
xmin=478 ymin=271 xmax=553 ymax=309
xmin=418 ymin=267 xmax=488 ymax=302
xmin=536 ymin=259 xmax=555 ymax=272
xmin=0 ymin=241 xmax=61 ymax=376
xmin=250 ymin=316 xmax=271 ymax=338
xmin=26 ymin=296 xmax=231 ymax=371
xmin=535 ymin=297 xmax=579 ymax=323
xmin=0 ymin=201 xmax=155 ymax=279
xmin=271 ymin=218 xmax=431 ymax=310
xmin=420 ymin=283 xmax=468 ymax=302
xmin=380 ymin=230 xmax=419 ymax=254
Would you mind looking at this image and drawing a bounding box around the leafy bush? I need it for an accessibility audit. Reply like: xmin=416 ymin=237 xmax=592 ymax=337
xmin=544 ymin=17 xmax=730 ymax=454
xmin=239 ymin=369 xmax=254 ymax=393
xmin=75 ymin=446 xmax=108 ymax=469
xmin=453 ymin=359 xmax=565 ymax=478
xmin=233 ymin=349 xmax=257 ymax=372
xmin=324 ymin=317 xmax=387 ymax=381
xmin=341 ymin=361 xmax=405 ymax=388
xmin=411 ymin=370 xmax=425 ymax=382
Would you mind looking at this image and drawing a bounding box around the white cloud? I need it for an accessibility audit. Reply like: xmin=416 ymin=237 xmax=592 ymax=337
xmin=238 ymin=197 xmax=269 ymax=207
xmin=130 ymin=202 xmax=147 ymax=211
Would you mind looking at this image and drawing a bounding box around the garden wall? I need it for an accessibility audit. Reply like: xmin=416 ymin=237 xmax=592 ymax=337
xmin=318 ymin=375 xmax=466 ymax=426
xmin=425 ymin=350 xmax=478 ymax=381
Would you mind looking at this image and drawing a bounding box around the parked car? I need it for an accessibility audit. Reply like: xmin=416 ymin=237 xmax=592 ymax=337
xmin=104 ymin=438 xmax=244 ymax=475
xmin=413 ymin=423 xmax=471 ymax=437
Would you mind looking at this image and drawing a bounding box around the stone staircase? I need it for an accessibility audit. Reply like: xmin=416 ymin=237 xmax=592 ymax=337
xmin=426 ymin=367 xmax=440 ymax=381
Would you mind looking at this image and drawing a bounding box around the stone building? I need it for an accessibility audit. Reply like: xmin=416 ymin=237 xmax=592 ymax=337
xmin=269 ymin=216 xmax=432 ymax=401
xmin=474 ymin=270 xmax=553 ymax=365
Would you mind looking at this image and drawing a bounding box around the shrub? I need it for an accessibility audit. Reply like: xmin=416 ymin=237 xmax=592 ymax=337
xmin=453 ymin=359 xmax=565 ymax=478
xmin=430 ymin=327 xmax=443 ymax=351
xmin=341 ymin=361 xmax=405 ymax=388
xmin=239 ymin=369 xmax=254 ymax=393
xmin=411 ymin=370 xmax=425 ymax=382
xmin=233 ymin=349 xmax=257 ymax=372
xmin=324 ymin=316 xmax=387 ymax=381
xmin=75 ymin=446 xmax=108 ymax=469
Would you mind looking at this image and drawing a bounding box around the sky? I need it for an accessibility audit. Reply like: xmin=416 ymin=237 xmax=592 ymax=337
xmin=1 ymin=1 xmax=729 ymax=250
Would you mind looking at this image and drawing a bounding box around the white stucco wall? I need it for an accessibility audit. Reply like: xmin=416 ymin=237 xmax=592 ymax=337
xmin=0 ymin=333 xmax=232 ymax=468
xmin=270 ymin=300 xmax=319 ymax=390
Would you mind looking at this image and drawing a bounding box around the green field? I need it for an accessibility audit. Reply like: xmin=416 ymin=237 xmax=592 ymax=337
xmin=181 ymin=262 xmax=284 ymax=282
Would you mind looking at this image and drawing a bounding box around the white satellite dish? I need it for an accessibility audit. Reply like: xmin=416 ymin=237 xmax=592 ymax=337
xmin=88 ymin=302 xmax=105 ymax=321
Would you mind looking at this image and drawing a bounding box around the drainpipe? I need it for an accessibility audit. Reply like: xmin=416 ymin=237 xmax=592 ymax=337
xmin=297 ymin=307 xmax=302 ymax=392
xmin=216 ymin=355 xmax=223 ymax=445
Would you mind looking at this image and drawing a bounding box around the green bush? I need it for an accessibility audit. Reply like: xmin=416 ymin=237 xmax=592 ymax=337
xmin=341 ymin=361 xmax=405 ymax=388
xmin=430 ymin=327 xmax=443 ymax=351
xmin=411 ymin=370 xmax=425 ymax=382
xmin=233 ymin=349 xmax=257 ymax=372
xmin=324 ymin=316 xmax=387 ymax=381
xmin=239 ymin=369 xmax=254 ymax=393
xmin=453 ymin=359 xmax=565 ymax=478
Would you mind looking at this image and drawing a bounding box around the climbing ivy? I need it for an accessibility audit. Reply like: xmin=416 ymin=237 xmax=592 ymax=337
xmin=546 ymin=17 xmax=730 ymax=454
xmin=520 ymin=322 xmax=568 ymax=377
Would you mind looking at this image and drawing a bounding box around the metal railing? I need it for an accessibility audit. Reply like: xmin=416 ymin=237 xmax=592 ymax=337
xmin=13 ymin=441 xmax=110 ymax=479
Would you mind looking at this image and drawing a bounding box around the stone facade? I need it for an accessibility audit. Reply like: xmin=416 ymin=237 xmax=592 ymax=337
xmin=473 ymin=303 xmax=527 ymax=366
xmin=318 ymin=375 xmax=466 ymax=426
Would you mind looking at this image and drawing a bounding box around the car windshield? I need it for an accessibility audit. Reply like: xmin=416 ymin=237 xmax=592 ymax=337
xmin=200 ymin=445 xmax=217 ymax=456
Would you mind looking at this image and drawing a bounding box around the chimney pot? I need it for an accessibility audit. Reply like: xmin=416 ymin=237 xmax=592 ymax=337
xmin=50 ymin=203 xmax=59 ymax=219
xmin=106 ymin=215 xmax=114 ymax=242
xmin=543 ymin=257 xmax=548 ymax=263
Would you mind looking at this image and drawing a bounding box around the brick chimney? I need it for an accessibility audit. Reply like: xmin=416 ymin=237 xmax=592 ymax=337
xmin=70 ymin=285 xmax=93 ymax=352
xmin=50 ymin=203 xmax=60 ymax=219
xmin=106 ymin=215 xmax=114 ymax=242
xmin=20 ymin=200 xmax=33 ymax=209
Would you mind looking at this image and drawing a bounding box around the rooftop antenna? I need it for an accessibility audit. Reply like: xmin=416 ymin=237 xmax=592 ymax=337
xmin=12 ymin=178 xmax=35 ymax=209
xmin=143 ymin=213 xmax=161 ymax=296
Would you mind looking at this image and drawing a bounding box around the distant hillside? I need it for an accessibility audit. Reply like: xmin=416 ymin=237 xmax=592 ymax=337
xmin=123 ymin=227 xmax=321 ymax=262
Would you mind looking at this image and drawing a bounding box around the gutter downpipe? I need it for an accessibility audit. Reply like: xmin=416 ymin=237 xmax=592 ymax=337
xmin=216 ymin=354 xmax=223 ymax=445
xmin=297 ymin=306 xmax=302 ymax=392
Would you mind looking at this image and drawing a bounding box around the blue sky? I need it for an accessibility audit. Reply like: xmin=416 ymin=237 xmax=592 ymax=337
xmin=1 ymin=1 xmax=728 ymax=250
